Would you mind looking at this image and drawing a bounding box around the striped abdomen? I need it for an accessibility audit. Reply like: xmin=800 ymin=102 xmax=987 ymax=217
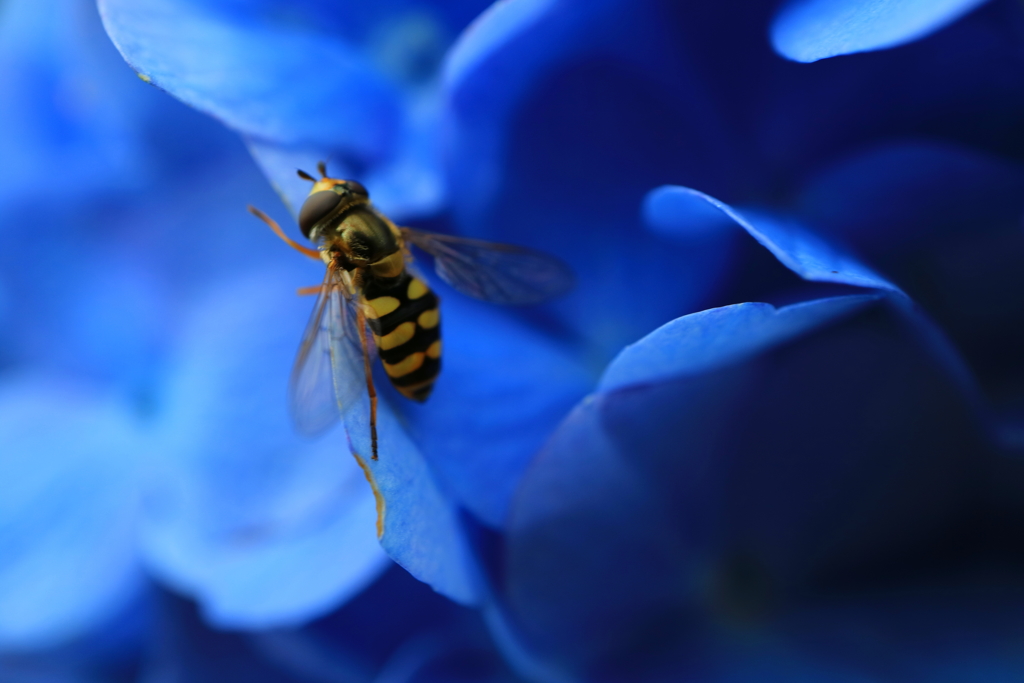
xmin=362 ymin=270 xmax=441 ymax=401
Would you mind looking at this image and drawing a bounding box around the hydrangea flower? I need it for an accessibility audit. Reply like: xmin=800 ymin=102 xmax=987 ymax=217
xmin=6 ymin=0 xmax=1024 ymax=679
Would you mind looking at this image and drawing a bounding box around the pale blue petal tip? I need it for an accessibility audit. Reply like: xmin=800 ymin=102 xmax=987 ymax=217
xmin=771 ymin=0 xmax=990 ymax=62
xmin=644 ymin=185 xmax=903 ymax=294
xmin=644 ymin=185 xmax=738 ymax=237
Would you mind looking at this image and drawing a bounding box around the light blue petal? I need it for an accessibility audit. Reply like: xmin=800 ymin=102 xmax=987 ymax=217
xmin=144 ymin=271 xmax=390 ymax=629
xmin=644 ymin=185 xmax=902 ymax=294
xmin=141 ymin=481 xmax=390 ymax=630
xmin=97 ymin=0 xmax=457 ymax=223
xmin=98 ymin=0 xmax=401 ymax=154
xmin=345 ymin=395 xmax=481 ymax=606
xmin=771 ymin=0 xmax=990 ymax=62
xmin=405 ymin=295 xmax=593 ymax=529
xmin=0 ymin=377 xmax=145 ymax=650
xmin=599 ymin=296 xmax=880 ymax=393
xmin=0 ymin=0 xmax=152 ymax=210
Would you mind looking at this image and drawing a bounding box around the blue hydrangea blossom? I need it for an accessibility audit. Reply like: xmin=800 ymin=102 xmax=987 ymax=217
xmin=5 ymin=0 xmax=1024 ymax=679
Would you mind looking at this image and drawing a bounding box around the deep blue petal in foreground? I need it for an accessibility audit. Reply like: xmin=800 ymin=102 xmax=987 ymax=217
xmin=144 ymin=272 xmax=389 ymax=629
xmin=0 ymin=376 xmax=145 ymax=651
xmin=503 ymin=297 xmax=999 ymax=680
xmin=771 ymin=0 xmax=990 ymax=62
xmin=795 ymin=142 xmax=1024 ymax=418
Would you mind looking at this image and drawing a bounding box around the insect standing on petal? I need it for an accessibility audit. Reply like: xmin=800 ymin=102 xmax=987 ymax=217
xmin=249 ymin=162 xmax=574 ymax=460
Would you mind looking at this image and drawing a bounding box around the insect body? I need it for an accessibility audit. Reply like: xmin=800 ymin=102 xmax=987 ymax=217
xmin=249 ymin=163 xmax=573 ymax=460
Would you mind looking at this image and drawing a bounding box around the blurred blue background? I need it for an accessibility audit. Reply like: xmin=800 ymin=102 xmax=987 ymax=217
xmin=5 ymin=0 xmax=1024 ymax=681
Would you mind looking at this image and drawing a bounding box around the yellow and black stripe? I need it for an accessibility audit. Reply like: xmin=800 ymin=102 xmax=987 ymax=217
xmin=362 ymin=271 xmax=441 ymax=401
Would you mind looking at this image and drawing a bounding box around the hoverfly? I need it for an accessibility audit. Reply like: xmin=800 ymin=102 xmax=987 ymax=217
xmin=249 ymin=162 xmax=573 ymax=460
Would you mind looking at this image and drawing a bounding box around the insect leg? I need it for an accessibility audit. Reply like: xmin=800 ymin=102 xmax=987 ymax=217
xmin=296 ymin=285 xmax=323 ymax=296
xmin=355 ymin=305 xmax=379 ymax=460
xmin=248 ymin=205 xmax=322 ymax=260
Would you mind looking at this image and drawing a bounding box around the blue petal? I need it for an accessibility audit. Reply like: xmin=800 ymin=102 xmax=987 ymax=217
xmin=643 ymin=186 xmax=902 ymax=294
xmin=0 ymin=376 xmax=145 ymax=650
xmin=0 ymin=0 xmax=152 ymax=209
xmin=143 ymin=272 xmax=390 ymax=629
xmin=600 ymin=296 xmax=879 ymax=393
xmin=405 ymin=295 xmax=593 ymax=529
xmin=98 ymin=0 xmax=401 ymax=153
xmin=443 ymin=0 xmax=557 ymax=90
xmin=442 ymin=0 xmax=749 ymax=229
xmin=771 ymin=0 xmax=991 ymax=62
xmin=795 ymin=140 xmax=1024 ymax=254
xmin=98 ymin=0 xmax=482 ymax=221
xmin=794 ymin=142 xmax=1024 ymax=425
xmin=309 ymin=563 xmax=474 ymax=674
xmin=344 ymin=395 xmax=481 ymax=606
xmin=504 ymin=296 xmax=993 ymax=677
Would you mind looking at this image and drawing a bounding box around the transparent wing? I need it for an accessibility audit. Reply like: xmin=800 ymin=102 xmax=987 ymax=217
xmin=402 ymin=228 xmax=575 ymax=305
xmin=289 ymin=269 xmax=371 ymax=436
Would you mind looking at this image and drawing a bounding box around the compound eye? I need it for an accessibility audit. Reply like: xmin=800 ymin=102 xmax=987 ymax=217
xmin=298 ymin=190 xmax=341 ymax=238
xmin=345 ymin=180 xmax=369 ymax=198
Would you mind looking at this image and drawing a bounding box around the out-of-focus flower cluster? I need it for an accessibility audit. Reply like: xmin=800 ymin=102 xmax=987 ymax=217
xmin=4 ymin=0 xmax=1024 ymax=680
